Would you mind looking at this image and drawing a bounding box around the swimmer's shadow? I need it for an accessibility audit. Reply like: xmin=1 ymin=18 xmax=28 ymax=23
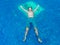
xmin=29 ymin=22 xmax=34 ymax=30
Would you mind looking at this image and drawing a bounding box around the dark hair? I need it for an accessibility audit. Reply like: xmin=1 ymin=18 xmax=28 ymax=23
xmin=28 ymin=7 xmax=32 ymax=11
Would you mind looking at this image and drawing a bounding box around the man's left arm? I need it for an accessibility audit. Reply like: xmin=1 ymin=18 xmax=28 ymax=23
xmin=33 ymin=5 xmax=39 ymax=12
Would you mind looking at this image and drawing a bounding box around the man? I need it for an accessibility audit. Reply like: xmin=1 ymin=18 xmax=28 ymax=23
xmin=20 ymin=5 xmax=42 ymax=43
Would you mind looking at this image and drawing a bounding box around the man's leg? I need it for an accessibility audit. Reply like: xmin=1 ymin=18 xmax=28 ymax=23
xmin=34 ymin=27 xmax=42 ymax=43
xmin=32 ymin=19 xmax=42 ymax=43
xmin=23 ymin=27 xmax=29 ymax=42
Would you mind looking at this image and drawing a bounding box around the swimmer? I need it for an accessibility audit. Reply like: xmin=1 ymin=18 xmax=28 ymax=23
xmin=20 ymin=5 xmax=42 ymax=43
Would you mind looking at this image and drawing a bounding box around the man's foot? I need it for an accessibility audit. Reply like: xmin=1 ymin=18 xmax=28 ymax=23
xmin=23 ymin=37 xmax=26 ymax=42
xmin=38 ymin=38 xmax=42 ymax=43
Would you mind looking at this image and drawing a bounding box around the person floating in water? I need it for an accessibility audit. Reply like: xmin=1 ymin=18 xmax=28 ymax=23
xmin=20 ymin=4 xmax=42 ymax=43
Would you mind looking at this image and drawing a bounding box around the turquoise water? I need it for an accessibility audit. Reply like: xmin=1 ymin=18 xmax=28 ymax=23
xmin=0 ymin=0 xmax=60 ymax=45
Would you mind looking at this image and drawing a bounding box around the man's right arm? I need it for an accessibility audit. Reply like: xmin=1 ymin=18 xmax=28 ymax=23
xmin=20 ymin=5 xmax=28 ymax=13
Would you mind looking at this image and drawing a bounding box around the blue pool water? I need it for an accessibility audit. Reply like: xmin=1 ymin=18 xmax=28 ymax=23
xmin=0 ymin=0 xmax=60 ymax=45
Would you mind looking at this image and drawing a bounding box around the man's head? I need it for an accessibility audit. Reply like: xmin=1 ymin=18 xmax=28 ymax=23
xmin=28 ymin=7 xmax=32 ymax=11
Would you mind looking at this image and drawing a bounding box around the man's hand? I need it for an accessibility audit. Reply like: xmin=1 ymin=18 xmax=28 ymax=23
xmin=37 ymin=5 xmax=39 ymax=7
xmin=20 ymin=5 xmax=23 ymax=8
